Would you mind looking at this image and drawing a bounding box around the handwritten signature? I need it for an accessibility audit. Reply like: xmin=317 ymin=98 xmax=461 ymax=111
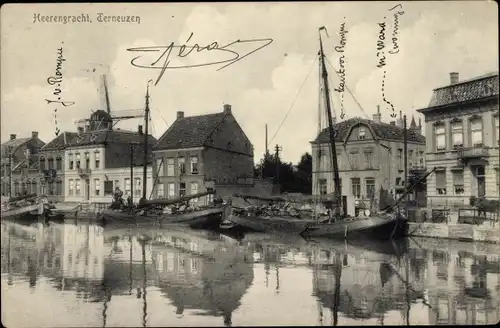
xmin=45 ymin=44 xmax=75 ymax=136
xmin=376 ymin=21 xmax=387 ymax=68
xmin=388 ymin=4 xmax=404 ymax=55
xmin=127 ymin=32 xmax=274 ymax=86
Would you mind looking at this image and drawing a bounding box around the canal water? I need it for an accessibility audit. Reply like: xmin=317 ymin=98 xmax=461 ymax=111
xmin=2 ymin=220 xmax=499 ymax=327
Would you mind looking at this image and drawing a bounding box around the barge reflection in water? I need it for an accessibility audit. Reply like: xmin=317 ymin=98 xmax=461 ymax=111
xmin=1 ymin=220 xmax=499 ymax=326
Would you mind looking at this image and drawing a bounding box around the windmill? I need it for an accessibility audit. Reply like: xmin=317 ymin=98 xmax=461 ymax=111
xmin=74 ymin=74 xmax=146 ymax=131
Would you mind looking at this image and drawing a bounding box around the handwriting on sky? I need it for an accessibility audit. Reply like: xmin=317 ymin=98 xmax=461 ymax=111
xmin=334 ymin=19 xmax=348 ymax=119
xmin=127 ymin=32 xmax=274 ymax=86
xmin=45 ymin=43 xmax=75 ymax=137
xmin=377 ymin=4 xmax=404 ymax=119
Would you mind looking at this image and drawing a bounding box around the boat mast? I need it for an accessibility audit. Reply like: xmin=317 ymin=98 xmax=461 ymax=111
xmin=318 ymin=27 xmax=342 ymax=216
xmin=142 ymin=82 xmax=151 ymax=200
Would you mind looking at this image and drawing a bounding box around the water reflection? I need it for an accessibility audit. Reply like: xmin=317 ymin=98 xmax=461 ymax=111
xmin=1 ymin=219 xmax=499 ymax=327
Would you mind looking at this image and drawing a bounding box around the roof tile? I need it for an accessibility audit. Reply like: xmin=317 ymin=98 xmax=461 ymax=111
xmin=427 ymin=72 xmax=499 ymax=108
xmin=153 ymin=113 xmax=226 ymax=151
xmin=312 ymin=117 xmax=426 ymax=144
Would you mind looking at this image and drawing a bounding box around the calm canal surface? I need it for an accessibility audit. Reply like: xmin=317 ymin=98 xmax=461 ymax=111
xmin=1 ymin=220 xmax=499 ymax=327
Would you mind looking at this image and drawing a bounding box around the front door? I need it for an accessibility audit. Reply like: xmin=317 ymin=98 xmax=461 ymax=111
xmin=472 ymin=166 xmax=486 ymax=197
xmin=85 ymin=179 xmax=90 ymax=201
xmin=477 ymin=177 xmax=486 ymax=198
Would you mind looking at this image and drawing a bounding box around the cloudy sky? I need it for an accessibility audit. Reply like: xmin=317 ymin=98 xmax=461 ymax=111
xmin=1 ymin=1 xmax=498 ymax=163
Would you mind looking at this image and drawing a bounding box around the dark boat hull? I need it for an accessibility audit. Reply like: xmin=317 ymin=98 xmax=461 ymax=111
xmin=226 ymin=214 xmax=317 ymax=234
xmin=100 ymin=206 xmax=227 ymax=230
xmin=300 ymin=213 xmax=408 ymax=240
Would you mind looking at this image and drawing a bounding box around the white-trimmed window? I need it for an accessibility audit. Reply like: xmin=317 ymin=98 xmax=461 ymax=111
xmin=179 ymin=182 xmax=186 ymax=197
xmin=178 ymin=157 xmax=186 ymax=175
xmin=85 ymin=152 xmax=90 ymax=169
xmin=365 ymin=178 xmax=376 ymax=198
xmin=68 ymin=179 xmax=74 ymax=196
xmin=75 ymin=179 xmax=81 ymax=196
xmin=351 ymin=178 xmax=361 ymax=198
xmin=435 ymin=124 xmax=446 ymax=151
xmin=68 ymin=154 xmax=74 ymax=170
xmin=94 ymin=178 xmax=100 ymax=196
xmin=452 ymin=171 xmax=464 ymax=195
xmin=134 ymin=178 xmax=141 ymax=196
xmin=190 ymin=182 xmax=199 ymax=202
xmin=349 ymin=152 xmax=358 ymax=170
xmin=167 ymin=158 xmax=175 ymax=176
xmin=435 ymin=170 xmax=447 ymax=195
xmin=470 ymin=119 xmax=483 ymax=147
xmin=75 ymin=153 xmax=81 ymax=169
xmin=167 ymin=183 xmax=175 ymax=198
xmin=157 ymin=183 xmax=165 ymax=198
xmin=95 ymin=152 xmax=100 ymax=169
xmin=451 ymin=121 xmax=463 ymax=148
xmin=190 ymin=156 xmax=199 ymax=174
xmin=364 ymin=151 xmax=374 ymax=169
xmin=156 ymin=158 xmax=164 ymax=177
xmin=114 ymin=180 xmax=120 ymax=189
xmin=124 ymin=178 xmax=131 ymax=196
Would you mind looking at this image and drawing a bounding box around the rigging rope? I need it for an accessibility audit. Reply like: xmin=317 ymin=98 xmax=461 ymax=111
xmin=268 ymin=57 xmax=318 ymax=147
xmin=325 ymin=57 xmax=371 ymax=120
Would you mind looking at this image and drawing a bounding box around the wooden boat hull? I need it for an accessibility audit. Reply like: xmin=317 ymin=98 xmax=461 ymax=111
xmin=1 ymin=203 xmax=43 ymax=220
xmin=226 ymin=213 xmax=315 ymax=234
xmin=100 ymin=206 xmax=227 ymax=230
xmin=300 ymin=213 xmax=408 ymax=240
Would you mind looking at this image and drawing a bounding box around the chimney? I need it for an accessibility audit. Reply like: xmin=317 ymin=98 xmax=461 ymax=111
xmin=396 ymin=110 xmax=404 ymax=128
xmin=138 ymin=125 xmax=143 ymax=135
xmin=372 ymin=105 xmax=382 ymax=123
xmin=223 ymin=104 xmax=232 ymax=114
xmin=31 ymin=131 xmax=38 ymax=139
xmin=390 ymin=121 xmax=396 ymax=126
xmin=77 ymin=127 xmax=84 ymax=135
xmin=176 ymin=111 xmax=184 ymax=120
xmin=450 ymin=72 xmax=459 ymax=85
xmin=10 ymin=134 xmax=16 ymax=140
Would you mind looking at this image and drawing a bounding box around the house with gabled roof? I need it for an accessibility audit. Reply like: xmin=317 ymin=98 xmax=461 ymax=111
xmin=38 ymin=131 xmax=79 ymax=202
xmin=64 ymin=110 xmax=157 ymax=204
xmin=1 ymin=131 xmax=45 ymax=197
xmin=152 ymin=104 xmax=254 ymax=203
xmin=416 ymin=71 xmax=499 ymax=206
xmin=311 ymin=106 xmax=426 ymax=215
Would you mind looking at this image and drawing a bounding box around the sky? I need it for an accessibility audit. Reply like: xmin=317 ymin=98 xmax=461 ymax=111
xmin=1 ymin=1 xmax=498 ymax=164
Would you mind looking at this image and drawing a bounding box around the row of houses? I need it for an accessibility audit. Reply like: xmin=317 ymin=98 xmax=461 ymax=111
xmin=312 ymin=71 xmax=500 ymax=212
xmin=1 ymin=104 xmax=271 ymax=205
xmin=2 ymin=72 xmax=498 ymax=209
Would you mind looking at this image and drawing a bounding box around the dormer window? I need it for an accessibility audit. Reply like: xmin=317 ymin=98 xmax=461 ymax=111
xmin=358 ymin=127 xmax=366 ymax=140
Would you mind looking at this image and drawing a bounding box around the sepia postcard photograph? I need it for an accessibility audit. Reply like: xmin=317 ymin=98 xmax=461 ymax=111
xmin=1 ymin=1 xmax=499 ymax=327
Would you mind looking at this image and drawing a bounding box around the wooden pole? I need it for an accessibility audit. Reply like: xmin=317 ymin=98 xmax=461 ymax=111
xmin=403 ymin=115 xmax=409 ymax=204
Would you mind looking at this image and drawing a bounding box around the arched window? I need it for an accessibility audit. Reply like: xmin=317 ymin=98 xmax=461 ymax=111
xmin=56 ymin=178 xmax=63 ymax=196
xmin=56 ymin=156 xmax=63 ymax=171
xmin=39 ymin=156 xmax=46 ymax=171
xmin=47 ymin=156 xmax=54 ymax=170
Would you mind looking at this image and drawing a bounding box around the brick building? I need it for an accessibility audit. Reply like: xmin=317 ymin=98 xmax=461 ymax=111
xmin=1 ymin=132 xmax=45 ymax=197
xmin=152 ymin=104 xmax=254 ymax=204
xmin=417 ymin=72 xmax=500 ymax=207
xmin=64 ymin=110 xmax=156 ymax=204
xmin=311 ymin=107 xmax=426 ymax=215
xmin=39 ymin=131 xmax=79 ymax=202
